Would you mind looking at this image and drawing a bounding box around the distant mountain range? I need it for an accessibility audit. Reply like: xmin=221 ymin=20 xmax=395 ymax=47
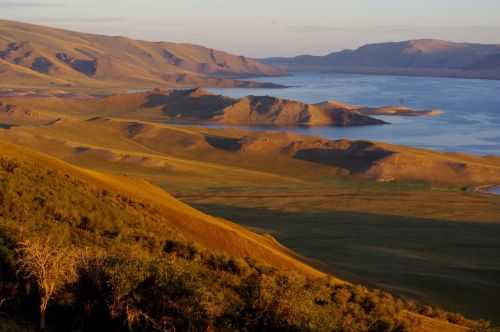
xmin=0 ymin=20 xmax=285 ymax=89
xmin=263 ymin=39 xmax=500 ymax=80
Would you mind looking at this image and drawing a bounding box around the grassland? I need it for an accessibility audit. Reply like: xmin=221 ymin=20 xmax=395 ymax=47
xmin=1 ymin=93 xmax=500 ymax=328
xmin=174 ymin=174 xmax=500 ymax=323
xmin=2 ymin=141 xmax=488 ymax=331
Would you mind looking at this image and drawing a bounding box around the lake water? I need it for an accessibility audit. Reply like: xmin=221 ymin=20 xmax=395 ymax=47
xmin=209 ymin=73 xmax=500 ymax=156
xmin=484 ymin=186 xmax=500 ymax=196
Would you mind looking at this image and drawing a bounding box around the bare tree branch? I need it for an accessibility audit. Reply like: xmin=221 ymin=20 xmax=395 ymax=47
xmin=16 ymin=235 xmax=80 ymax=330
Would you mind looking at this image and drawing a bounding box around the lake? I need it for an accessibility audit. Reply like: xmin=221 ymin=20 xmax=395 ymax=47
xmin=482 ymin=185 xmax=500 ymax=196
xmin=209 ymin=73 xmax=500 ymax=156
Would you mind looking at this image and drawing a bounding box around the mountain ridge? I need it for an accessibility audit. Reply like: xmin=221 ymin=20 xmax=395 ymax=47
xmin=263 ymin=39 xmax=500 ymax=80
xmin=0 ymin=19 xmax=286 ymax=89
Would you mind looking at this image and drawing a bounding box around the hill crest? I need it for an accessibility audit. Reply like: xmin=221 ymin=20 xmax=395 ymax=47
xmin=0 ymin=19 xmax=286 ymax=89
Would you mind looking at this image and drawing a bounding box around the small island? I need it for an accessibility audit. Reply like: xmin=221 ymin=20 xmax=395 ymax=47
xmin=315 ymin=101 xmax=441 ymax=118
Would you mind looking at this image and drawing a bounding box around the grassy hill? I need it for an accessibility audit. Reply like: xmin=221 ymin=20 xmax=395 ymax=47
xmin=105 ymin=88 xmax=387 ymax=126
xmin=0 ymin=141 xmax=320 ymax=276
xmin=1 ymin=92 xmax=500 ymax=328
xmin=0 ymin=141 xmax=489 ymax=331
xmin=2 ymin=93 xmax=500 ymax=186
xmin=0 ymin=88 xmax=387 ymax=127
xmin=0 ymin=20 xmax=285 ymax=90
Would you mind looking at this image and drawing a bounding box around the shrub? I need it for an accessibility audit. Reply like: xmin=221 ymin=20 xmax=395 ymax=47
xmin=163 ymin=239 xmax=200 ymax=260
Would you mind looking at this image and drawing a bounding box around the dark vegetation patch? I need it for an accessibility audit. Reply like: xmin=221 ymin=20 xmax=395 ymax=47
xmin=56 ymin=52 xmax=97 ymax=76
xmin=85 ymin=116 xmax=108 ymax=122
xmin=30 ymin=57 xmax=53 ymax=74
xmin=162 ymin=50 xmax=183 ymax=66
xmin=330 ymin=110 xmax=387 ymax=127
xmin=294 ymin=141 xmax=394 ymax=173
xmin=71 ymin=59 xmax=97 ymax=76
xmin=74 ymin=146 xmax=91 ymax=154
xmin=210 ymin=49 xmax=228 ymax=68
xmin=205 ymin=135 xmax=242 ymax=152
xmin=141 ymin=90 xmax=234 ymax=120
xmin=125 ymin=122 xmax=146 ymax=138
xmin=248 ymin=96 xmax=288 ymax=115
xmin=0 ymin=102 xmax=16 ymax=113
xmin=0 ymin=42 xmax=24 ymax=59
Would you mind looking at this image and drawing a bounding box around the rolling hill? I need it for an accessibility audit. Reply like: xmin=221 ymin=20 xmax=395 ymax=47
xmin=1 ymin=91 xmax=500 ymax=328
xmin=0 ymin=19 xmax=285 ymax=89
xmin=264 ymin=39 xmax=500 ymax=80
xmin=129 ymin=88 xmax=387 ymax=127
xmin=1 ymin=88 xmax=437 ymax=127
xmin=0 ymin=141 xmax=484 ymax=331
xmin=0 ymin=141 xmax=322 ymax=276
xmin=1 ymin=95 xmax=500 ymax=186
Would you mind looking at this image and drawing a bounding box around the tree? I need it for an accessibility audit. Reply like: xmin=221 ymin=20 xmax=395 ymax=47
xmin=16 ymin=235 xmax=80 ymax=331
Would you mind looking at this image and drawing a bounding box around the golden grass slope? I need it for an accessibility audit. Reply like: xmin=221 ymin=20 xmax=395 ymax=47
xmin=0 ymin=140 xmax=323 ymax=278
xmin=0 ymin=59 xmax=72 ymax=87
xmin=0 ymin=19 xmax=285 ymax=89
xmin=0 ymin=100 xmax=59 ymax=125
xmin=0 ymin=116 xmax=488 ymax=332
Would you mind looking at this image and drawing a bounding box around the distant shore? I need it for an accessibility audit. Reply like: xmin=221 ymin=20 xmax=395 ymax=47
xmin=476 ymin=185 xmax=500 ymax=196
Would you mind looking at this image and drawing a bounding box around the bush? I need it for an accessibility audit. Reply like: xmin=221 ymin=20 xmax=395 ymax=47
xmin=163 ymin=239 xmax=200 ymax=260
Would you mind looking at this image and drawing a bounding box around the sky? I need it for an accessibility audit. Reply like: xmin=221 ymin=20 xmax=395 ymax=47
xmin=1 ymin=0 xmax=500 ymax=57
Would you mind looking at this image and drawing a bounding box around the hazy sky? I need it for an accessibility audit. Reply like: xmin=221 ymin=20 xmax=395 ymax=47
xmin=1 ymin=0 xmax=500 ymax=57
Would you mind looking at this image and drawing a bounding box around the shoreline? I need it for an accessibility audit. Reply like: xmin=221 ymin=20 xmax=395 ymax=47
xmin=475 ymin=185 xmax=500 ymax=196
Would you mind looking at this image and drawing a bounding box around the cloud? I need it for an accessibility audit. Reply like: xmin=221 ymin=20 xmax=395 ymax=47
xmin=0 ymin=1 xmax=62 ymax=8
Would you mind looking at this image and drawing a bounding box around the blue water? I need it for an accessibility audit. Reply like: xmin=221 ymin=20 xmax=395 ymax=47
xmin=486 ymin=186 xmax=500 ymax=195
xmin=209 ymin=73 xmax=500 ymax=156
